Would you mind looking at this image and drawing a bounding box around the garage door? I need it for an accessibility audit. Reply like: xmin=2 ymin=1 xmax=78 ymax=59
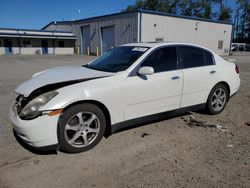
xmin=81 ymin=25 xmax=90 ymax=54
xmin=101 ymin=26 xmax=115 ymax=54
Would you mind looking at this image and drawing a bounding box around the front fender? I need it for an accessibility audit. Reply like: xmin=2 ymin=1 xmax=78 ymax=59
xmin=40 ymin=76 xmax=126 ymax=125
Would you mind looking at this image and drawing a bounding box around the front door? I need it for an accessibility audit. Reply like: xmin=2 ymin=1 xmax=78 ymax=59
xmin=125 ymin=46 xmax=183 ymax=120
xmin=41 ymin=40 xmax=48 ymax=54
xmin=4 ymin=39 xmax=13 ymax=54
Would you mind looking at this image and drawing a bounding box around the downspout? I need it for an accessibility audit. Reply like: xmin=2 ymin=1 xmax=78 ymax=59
xmin=52 ymin=31 xmax=55 ymax=55
xmin=17 ymin=29 xmax=21 ymax=55
xmin=139 ymin=10 xmax=142 ymax=42
xmin=229 ymin=24 xmax=234 ymax=56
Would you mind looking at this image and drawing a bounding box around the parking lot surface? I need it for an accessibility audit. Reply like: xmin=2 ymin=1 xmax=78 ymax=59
xmin=0 ymin=55 xmax=249 ymax=188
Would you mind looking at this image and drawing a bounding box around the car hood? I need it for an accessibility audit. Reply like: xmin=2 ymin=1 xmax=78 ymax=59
xmin=15 ymin=66 xmax=115 ymax=97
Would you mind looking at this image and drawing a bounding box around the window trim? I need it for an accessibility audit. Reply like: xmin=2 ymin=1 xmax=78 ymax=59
xmin=178 ymin=45 xmax=215 ymax=69
xmin=129 ymin=45 xmax=180 ymax=77
xmin=203 ymin=49 xmax=215 ymax=66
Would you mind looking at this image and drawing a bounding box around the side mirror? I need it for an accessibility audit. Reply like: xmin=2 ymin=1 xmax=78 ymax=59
xmin=138 ymin=66 xmax=154 ymax=76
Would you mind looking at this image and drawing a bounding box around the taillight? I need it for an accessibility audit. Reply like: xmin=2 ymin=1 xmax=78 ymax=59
xmin=235 ymin=64 xmax=239 ymax=74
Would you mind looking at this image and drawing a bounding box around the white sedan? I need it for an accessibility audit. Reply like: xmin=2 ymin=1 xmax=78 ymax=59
xmin=10 ymin=42 xmax=240 ymax=153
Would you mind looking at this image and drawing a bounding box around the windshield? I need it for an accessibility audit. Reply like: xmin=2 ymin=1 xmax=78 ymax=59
xmin=85 ymin=46 xmax=149 ymax=72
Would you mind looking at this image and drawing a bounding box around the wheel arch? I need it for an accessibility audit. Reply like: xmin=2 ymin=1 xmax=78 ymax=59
xmin=60 ymin=100 xmax=112 ymax=138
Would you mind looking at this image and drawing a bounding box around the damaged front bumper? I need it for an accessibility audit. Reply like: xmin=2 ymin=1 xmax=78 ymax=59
xmin=9 ymin=106 xmax=59 ymax=148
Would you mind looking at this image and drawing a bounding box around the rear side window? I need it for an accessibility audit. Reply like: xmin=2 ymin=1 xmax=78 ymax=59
xmin=181 ymin=46 xmax=206 ymax=68
xmin=141 ymin=46 xmax=178 ymax=73
xmin=204 ymin=50 xmax=214 ymax=65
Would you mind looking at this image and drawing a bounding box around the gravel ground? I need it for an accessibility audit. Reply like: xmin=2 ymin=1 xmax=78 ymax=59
xmin=0 ymin=55 xmax=249 ymax=188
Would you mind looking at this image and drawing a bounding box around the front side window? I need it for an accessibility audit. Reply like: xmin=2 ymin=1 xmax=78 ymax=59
xmin=181 ymin=46 xmax=206 ymax=68
xmin=141 ymin=46 xmax=178 ymax=73
xmin=86 ymin=46 xmax=149 ymax=72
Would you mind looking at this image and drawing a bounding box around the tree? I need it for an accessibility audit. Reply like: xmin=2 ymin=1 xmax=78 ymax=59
xmin=122 ymin=0 xmax=145 ymax=12
xmin=178 ymin=0 xmax=215 ymax=18
xmin=122 ymin=0 xmax=233 ymax=25
xmin=122 ymin=0 xmax=180 ymax=13
xmin=235 ymin=0 xmax=250 ymax=42
xmin=218 ymin=6 xmax=232 ymax=21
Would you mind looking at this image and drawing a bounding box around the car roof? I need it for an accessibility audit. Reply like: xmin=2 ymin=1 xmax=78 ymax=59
xmin=122 ymin=42 xmax=213 ymax=52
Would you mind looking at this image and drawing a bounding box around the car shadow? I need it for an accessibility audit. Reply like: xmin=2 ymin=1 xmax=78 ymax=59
xmin=13 ymin=129 xmax=57 ymax=155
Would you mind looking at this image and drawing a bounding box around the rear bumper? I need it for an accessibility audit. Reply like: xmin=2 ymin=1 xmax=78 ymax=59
xmin=9 ymin=107 xmax=59 ymax=148
xmin=230 ymin=77 xmax=241 ymax=97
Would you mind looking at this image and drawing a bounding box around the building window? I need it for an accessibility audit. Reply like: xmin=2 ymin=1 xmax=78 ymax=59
xmin=58 ymin=41 xmax=65 ymax=47
xmin=155 ymin=38 xmax=164 ymax=42
xmin=23 ymin=40 xmax=31 ymax=47
xmin=218 ymin=40 xmax=223 ymax=50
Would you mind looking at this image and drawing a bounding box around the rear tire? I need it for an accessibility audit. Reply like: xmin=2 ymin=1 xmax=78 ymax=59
xmin=206 ymin=84 xmax=229 ymax=115
xmin=58 ymin=103 xmax=106 ymax=153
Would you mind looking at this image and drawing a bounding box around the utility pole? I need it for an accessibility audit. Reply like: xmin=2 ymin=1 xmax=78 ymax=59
xmin=236 ymin=8 xmax=240 ymax=41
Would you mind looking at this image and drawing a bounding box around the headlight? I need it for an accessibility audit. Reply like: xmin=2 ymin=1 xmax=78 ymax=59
xmin=19 ymin=91 xmax=58 ymax=120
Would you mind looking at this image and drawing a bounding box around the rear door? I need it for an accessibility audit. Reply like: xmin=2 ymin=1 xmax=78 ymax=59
xmin=179 ymin=46 xmax=217 ymax=107
xmin=125 ymin=46 xmax=183 ymax=120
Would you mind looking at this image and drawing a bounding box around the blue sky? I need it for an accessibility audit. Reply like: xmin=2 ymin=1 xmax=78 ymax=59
xmin=0 ymin=0 xmax=236 ymax=30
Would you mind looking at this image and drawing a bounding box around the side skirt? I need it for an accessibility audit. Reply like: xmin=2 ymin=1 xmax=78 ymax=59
xmin=111 ymin=104 xmax=206 ymax=134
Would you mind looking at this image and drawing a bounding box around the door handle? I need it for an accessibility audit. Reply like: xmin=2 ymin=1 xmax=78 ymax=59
xmin=210 ymin=70 xmax=216 ymax=74
xmin=171 ymin=76 xmax=180 ymax=80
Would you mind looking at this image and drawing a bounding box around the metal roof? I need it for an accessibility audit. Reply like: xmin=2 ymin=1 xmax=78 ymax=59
xmin=0 ymin=27 xmax=73 ymax=33
xmin=0 ymin=28 xmax=76 ymax=39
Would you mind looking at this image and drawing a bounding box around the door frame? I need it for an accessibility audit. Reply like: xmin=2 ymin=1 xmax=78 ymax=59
xmin=4 ymin=39 xmax=13 ymax=54
xmin=41 ymin=40 xmax=48 ymax=54
xmin=100 ymin=25 xmax=115 ymax=54
xmin=80 ymin=25 xmax=91 ymax=55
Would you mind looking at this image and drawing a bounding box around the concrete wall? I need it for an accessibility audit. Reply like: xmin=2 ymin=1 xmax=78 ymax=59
xmin=0 ymin=38 xmax=19 ymax=55
xmin=54 ymin=40 xmax=75 ymax=54
xmin=0 ymin=38 xmax=74 ymax=55
xmin=141 ymin=13 xmax=233 ymax=55
xmin=72 ymin=12 xmax=138 ymax=55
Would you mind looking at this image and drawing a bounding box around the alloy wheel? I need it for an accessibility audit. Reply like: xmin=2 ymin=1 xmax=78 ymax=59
xmin=211 ymin=88 xmax=227 ymax=112
xmin=64 ymin=112 xmax=100 ymax=148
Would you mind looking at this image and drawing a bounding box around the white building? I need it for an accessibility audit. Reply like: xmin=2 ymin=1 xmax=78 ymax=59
xmin=0 ymin=28 xmax=76 ymax=55
xmin=43 ymin=9 xmax=233 ymax=56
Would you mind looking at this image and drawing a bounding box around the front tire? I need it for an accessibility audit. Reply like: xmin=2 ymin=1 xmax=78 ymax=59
xmin=206 ymin=84 xmax=229 ymax=115
xmin=58 ymin=103 xmax=106 ymax=153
